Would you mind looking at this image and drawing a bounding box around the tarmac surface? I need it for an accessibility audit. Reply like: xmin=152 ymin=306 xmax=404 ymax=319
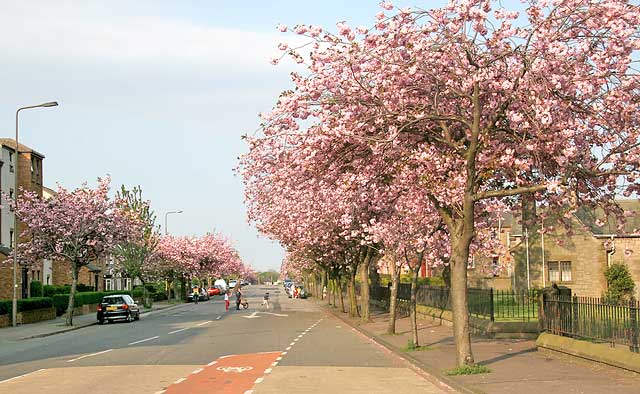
xmin=0 ymin=286 xmax=449 ymax=394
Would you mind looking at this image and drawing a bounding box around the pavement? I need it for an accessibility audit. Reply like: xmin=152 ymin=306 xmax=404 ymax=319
xmin=322 ymin=299 xmax=640 ymax=394
xmin=0 ymin=300 xmax=181 ymax=343
xmin=0 ymin=286 xmax=451 ymax=394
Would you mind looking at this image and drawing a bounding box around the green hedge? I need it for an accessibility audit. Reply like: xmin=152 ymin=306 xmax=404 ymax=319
xmin=43 ymin=284 xmax=95 ymax=298
xmin=0 ymin=300 xmax=10 ymax=315
xmin=0 ymin=297 xmax=54 ymax=315
xmin=30 ymin=281 xmax=43 ymax=297
xmin=52 ymin=291 xmax=133 ymax=316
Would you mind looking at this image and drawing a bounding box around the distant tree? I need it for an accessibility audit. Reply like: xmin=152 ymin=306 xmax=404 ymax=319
xmin=113 ymin=185 xmax=160 ymax=308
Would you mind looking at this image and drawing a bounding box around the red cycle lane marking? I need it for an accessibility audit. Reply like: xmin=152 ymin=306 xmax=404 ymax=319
xmin=164 ymin=351 xmax=282 ymax=394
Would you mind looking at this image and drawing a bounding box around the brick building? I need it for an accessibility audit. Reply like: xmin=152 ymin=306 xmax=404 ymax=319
xmin=0 ymin=139 xmax=44 ymax=300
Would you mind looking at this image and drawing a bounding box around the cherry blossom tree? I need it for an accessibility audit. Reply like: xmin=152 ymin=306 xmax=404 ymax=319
xmin=251 ymin=0 xmax=639 ymax=366
xmin=11 ymin=177 xmax=137 ymax=326
xmin=112 ymin=185 xmax=160 ymax=308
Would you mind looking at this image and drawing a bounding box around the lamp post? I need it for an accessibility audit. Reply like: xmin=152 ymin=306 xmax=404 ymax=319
xmin=13 ymin=101 xmax=58 ymax=327
xmin=164 ymin=210 xmax=183 ymax=235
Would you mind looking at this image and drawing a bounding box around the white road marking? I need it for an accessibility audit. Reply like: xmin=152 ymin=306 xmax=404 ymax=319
xmin=0 ymin=369 xmax=45 ymax=384
xmin=174 ymin=377 xmax=186 ymax=384
xmin=153 ymin=391 xmax=166 ymax=394
xmin=208 ymin=361 xmax=218 ymax=366
xmin=220 ymin=354 xmax=235 ymax=359
xmin=196 ymin=320 xmax=212 ymax=326
xmin=244 ymin=391 xmax=253 ymax=394
xmin=254 ymin=377 xmax=264 ymax=384
xmin=168 ymin=327 xmax=189 ymax=334
xmin=216 ymin=315 xmax=222 ymax=320
xmin=282 ymin=352 xmax=288 ymax=355
xmin=286 ymin=346 xmax=291 ymax=350
xmin=192 ymin=368 xmax=203 ymax=374
xmin=271 ymin=362 xmax=278 ymax=366
xmin=128 ymin=336 xmax=159 ymax=345
xmin=276 ymin=357 xmax=282 ymax=361
xmin=67 ymin=349 xmax=113 ymax=362
xmin=294 ymin=338 xmax=299 ymax=342
xmin=264 ymin=368 xmax=272 ymax=374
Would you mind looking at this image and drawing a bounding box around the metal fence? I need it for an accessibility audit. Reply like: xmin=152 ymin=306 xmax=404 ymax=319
xmin=371 ymin=284 xmax=539 ymax=322
xmin=542 ymin=295 xmax=639 ymax=352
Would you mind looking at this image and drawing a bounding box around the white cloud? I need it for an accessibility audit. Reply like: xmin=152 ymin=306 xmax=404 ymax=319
xmin=0 ymin=1 xmax=292 ymax=75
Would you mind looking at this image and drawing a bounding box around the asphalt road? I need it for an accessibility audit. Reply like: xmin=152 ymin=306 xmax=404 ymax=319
xmin=0 ymin=286 xmax=451 ymax=394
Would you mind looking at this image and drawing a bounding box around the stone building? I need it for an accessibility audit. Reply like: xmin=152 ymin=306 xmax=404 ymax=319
xmin=469 ymin=200 xmax=640 ymax=299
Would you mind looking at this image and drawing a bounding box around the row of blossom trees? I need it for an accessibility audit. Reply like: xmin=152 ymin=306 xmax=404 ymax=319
xmin=8 ymin=177 xmax=250 ymax=326
xmin=242 ymin=0 xmax=640 ymax=367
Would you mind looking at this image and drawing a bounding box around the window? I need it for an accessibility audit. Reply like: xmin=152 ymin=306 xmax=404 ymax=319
xmin=9 ymin=189 xmax=14 ymax=199
xmin=548 ymin=260 xmax=572 ymax=282
xmin=491 ymin=257 xmax=500 ymax=277
xmin=105 ymin=279 xmax=113 ymax=291
xmin=9 ymin=229 xmax=14 ymax=248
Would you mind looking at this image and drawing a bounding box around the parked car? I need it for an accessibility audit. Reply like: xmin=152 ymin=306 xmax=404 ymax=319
xmin=97 ymin=294 xmax=140 ymax=324
xmin=208 ymin=287 xmax=221 ymax=296
xmin=284 ymin=280 xmax=292 ymax=289
xmin=188 ymin=288 xmax=209 ymax=302
xmin=229 ymin=280 xmax=238 ymax=289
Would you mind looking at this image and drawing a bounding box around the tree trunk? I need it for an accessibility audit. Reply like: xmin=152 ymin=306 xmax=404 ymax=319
xmin=320 ymin=270 xmax=326 ymax=301
xmin=348 ymin=269 xmax=359 ymax=317
xmin=360 ymin=247 xmax=374 ymax=323
xmin=450 ymin=224 xmax=475 ymax=366
xmin=65 ymin=263 xmax=80 ymax=326
xmin=338 ymin=275 xmax=346 ymax=313
xmin=387 ymin=262 xmax=401 ymax=334
xmin=410 ymin=263 xmax=421 ymax=347
xmin=333 ymin=278 xmax=340 ymax=308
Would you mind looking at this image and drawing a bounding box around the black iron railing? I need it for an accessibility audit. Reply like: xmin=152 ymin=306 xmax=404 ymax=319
xmin=371 ymin=284 xmax=539 ymax=322
xmin=542 ymin=294 xmax=639 ymax=352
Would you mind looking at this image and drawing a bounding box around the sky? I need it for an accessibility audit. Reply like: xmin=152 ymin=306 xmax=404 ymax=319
xmin=0 ymin=0 xmax=428 ymax=272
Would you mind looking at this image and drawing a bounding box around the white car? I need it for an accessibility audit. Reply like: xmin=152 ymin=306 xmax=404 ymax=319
xmin=229 ymin=280 xmax=237 ymax=289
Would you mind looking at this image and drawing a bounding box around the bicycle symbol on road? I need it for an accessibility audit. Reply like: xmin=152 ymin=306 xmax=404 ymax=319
xmin=217 ymin=366 xmax=254 ymax=373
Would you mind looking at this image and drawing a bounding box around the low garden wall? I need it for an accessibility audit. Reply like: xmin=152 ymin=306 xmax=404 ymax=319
xmin=537 ymin=332 xmax=640 ymax=373
xmin=0 ymin=307 xmax=56 ymax=328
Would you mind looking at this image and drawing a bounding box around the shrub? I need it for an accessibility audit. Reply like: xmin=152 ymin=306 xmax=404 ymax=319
xmin=0 ymin=300 xmax=11 ymax=315
xmin=51 ymin=291 xmax=133 ymax=315
xmin=132 ymin=288 xmax=144 ymax=298
xmin=30 ymin=281 xmax=44 ymax=297
xmin=18 ymin=297 xmax=53 ymax=312
xmin=52 ymin=294 xmax=70 ymax=316
xmin=76 ymin=283 xmax=95 ymax=292
xmin=43 ymin=285 xmax=71 ymax=297
xmin=604 ymin=263 xmax=635 ymax=304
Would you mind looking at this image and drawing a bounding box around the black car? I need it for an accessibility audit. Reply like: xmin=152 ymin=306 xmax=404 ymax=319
xmin=97 ymin=294 xmax=140 ymax=324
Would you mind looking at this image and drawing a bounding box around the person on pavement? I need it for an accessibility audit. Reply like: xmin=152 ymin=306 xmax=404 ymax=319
xmin=262 ymin=292 xmax=270 ymax=309
xmin=224 ymin=290 xmax=230 ymax=311
xmin=235 ymin=288 xmax=242 ymax=310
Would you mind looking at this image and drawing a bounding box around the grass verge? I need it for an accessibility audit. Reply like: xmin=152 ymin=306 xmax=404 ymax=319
xmin=445 ymin=364 xmax=491 ymax=375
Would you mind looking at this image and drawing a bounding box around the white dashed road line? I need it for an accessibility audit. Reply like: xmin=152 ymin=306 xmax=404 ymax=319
xmin=168 ymin=327 xmax=189 ymax=334
xmin=128 ymin=336 xmax=159 ymax=346
xmin=67 ymin=349 xmax=113 ymax=362
xmin=0 ymin=369 xmax=45 ymax=384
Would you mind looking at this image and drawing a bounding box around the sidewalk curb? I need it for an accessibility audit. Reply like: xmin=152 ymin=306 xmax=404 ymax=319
xmin=18 ymin=302 xmax=186 ymax=341
xmin=319 ymin=302 xmax=485 ymax=394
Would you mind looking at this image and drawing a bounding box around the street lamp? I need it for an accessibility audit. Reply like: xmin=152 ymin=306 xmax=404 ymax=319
xmin=164 ymin=210 xmax=183 ymax=235
xmin=13 ymin=101 xmax=59 ymax=327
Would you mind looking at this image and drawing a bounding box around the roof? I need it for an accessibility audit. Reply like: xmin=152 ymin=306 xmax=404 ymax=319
xmin=575 ymin=199 xmax=640 ymax=235
xmin=0 ymin=138 xmax=45 ymax=158
xmin=86 ymin=263 xmax=102 ymax=272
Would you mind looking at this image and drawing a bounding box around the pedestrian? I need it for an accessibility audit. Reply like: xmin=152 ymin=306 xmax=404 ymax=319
xmin=224 ymin=290 xmax=230 ymax=311
xmin=262 ymin=292 xmax=270 ymax=309
xmin=293 ymin=286 xmax=299 ymax=299
xmin=322 ymin=286 xmax=327 ymax=300
xmin=192 ymin=287 xmax=199 ymax=304
xmin=235 ymin=288 xmax=242 ymax=310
